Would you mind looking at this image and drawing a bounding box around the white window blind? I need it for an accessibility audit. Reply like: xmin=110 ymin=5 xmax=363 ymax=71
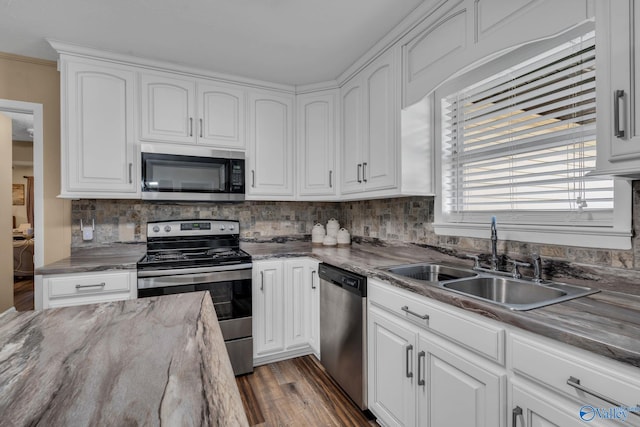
xmin=440 ymin=30 xmax=614 ymax=227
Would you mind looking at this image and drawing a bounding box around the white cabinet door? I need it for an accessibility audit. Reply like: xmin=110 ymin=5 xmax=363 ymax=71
xmin=308 ymin=260 xmax=320 ymax=357
xmin=419 ymin=336 xmax=504 ymax=427
xmin=368 ymin=306 xmax=417 ymax=427
xmin=363 ymin=48 xmax=398 ymax=192
xmin=62 ymin=59 xmax=138 ymax=197
xmin=247 ymin=91 xmax=294 ymax=198
xmin=297 ymin=91 xmax=337 ymax=198
xmin=511 ymin=382 xmax=590 ymax=427
xmin=140 ymin=73 xmax=196 ymax=144
xmin=197 ymin=82 xmax=245 ymax=149
xmin=284 ymin=259 xmax=311 ymax=350
xmin=340 ymin=76 xmax=364 ymax=195
xmin=595 ymin=0 xmax=640 ymax=175
xmin=253 ymin=260 xmax=285 ymax=357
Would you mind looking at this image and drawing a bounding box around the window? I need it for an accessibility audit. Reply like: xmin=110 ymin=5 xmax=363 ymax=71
xmin=434 ymin=25 xmax=631 ymax=249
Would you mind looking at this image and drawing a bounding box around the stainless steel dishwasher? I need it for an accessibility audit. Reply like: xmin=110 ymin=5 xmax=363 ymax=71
xmin=319 ymin=263 xmax=367 ymax=410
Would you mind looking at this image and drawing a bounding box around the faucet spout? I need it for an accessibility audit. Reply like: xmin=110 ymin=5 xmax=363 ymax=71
xmin=490 ymin=217 xmax=498 ymax=270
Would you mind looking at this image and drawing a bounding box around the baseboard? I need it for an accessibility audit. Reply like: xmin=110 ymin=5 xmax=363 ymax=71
xmin=253 ymin=346 xmax=315 ymax=367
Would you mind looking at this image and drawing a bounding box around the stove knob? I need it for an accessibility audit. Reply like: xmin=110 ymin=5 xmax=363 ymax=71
xmin=164 ymin=225 xmax=172 ymax=232
xmin=152 ymin=226 xmax=160 ymax=233
xmin=229 ymin=225 xmax=235 ymax=231
xmin=219 ymin=225 xmax=226 ymax=231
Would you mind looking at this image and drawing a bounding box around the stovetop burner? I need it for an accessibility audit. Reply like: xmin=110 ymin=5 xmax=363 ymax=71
xmin=138 ymin=220 xmax=252 ymax=273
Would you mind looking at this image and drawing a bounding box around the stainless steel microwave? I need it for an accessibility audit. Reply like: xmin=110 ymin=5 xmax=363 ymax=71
xmin=141 ymin=144 xmax=245 ymax=202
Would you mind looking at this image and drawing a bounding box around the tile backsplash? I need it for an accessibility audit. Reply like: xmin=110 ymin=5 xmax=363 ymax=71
xmin=72 ymin=181 xmax=640 ymax=270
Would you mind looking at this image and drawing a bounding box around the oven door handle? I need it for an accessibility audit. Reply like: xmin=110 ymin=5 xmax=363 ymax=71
xmin=137 ymin=263 xmax=253 ymax=278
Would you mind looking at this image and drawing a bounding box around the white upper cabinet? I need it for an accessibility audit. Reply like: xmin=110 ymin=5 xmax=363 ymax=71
xmin=197 ymin=82 xmax=246 ymax=149
xmin=140 ymin=72 xmax=246 ymax=149
xmin=341 ymin=48 xmax=399 ymax=196
xmin=60 ymin=57 xmax=139 ymax=198
xmin=246 ymin=90 xmax=295 ymax=199
xmin=140 ymin=72 xmax=197 ymax=144
xmin=594 ymin=0 xmax=640 ymax=176
xmin=297 ymin=91 xmax=337 ymax=198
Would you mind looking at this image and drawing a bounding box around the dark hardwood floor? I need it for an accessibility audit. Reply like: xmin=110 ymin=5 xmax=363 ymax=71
xmin=14 ymin=277 xmax=34 ymax=311
xmin=237 ymin=356 xmax=378 ymax=427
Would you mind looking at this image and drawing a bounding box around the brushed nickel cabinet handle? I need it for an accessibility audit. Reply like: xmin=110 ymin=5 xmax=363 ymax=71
xmin=401 ymin=305 xmax=429 ymax=320
xmin=189 ymin=117 xmax=193 ymax=137
xmin=76 ymin=282 xmax=106 ymax=290
xmin=405 ymin=344 xmax=413 ymax=378
xmin=512 ymin=406 xmax=522 ymax=427
xmin=199 ymin=118 xmax=203 ymax=138
xmin=260 ymin=271 xmax=264 ymax=291
xmin=311 ymin=270 xmax=317 ymax=289
xmin=251 ymin=170 xmax=256 ymax=188
xmin=357 ymin=164 xmax=362 ymax=183
xmin=614 ymin=90 xmax=625 ymax=138
xmin=417 ymin=350 xmax=425 ymax=386
xmin=128 ymin=163 xmax=132 ymax=184
xmin=567 ymin=376 xmax=636 ymax=412
xmin=329 ymin=170 xmax=332 ymax=188
xmin=362 ymin=162 xmax=368 ymax=182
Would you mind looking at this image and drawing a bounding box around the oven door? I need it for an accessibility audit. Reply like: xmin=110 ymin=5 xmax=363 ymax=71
xmin=137 ymin=268 xmax=253 ymax=375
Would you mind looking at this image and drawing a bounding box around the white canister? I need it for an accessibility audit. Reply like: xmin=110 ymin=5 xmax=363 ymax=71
xmin=326 ymin=218 xmax=340 ymax=237
xmin=311 ymin=223 xmax=326 ymax=245
xmin=322 ymin=235 xmax=337 ymax=246
xmin=337 ymin=228 xmax=351 ymax=246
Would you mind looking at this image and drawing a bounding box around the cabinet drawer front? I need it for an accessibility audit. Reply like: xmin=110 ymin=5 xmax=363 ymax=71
xmin=511 ymin=333 xmax=640 ymax=410
xmin=48 ymin=272 xmax=131 ymax=298
xmin=369 ymin=279 xmax=504 ymax=363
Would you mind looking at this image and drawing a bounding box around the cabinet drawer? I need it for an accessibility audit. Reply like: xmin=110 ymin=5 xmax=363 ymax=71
xmin=369 ymin=279 xmax=505 ymax=364
xmin=47 ymin=272 xmax=132 ymax=298
xmin=511 ymin=332 xmax=640 ymax=410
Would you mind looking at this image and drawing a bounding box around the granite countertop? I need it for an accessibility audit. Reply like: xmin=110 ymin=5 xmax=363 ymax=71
xmin=241 ymin=238 xmax=640 ymax=369
xmin=35 ymin=243 xmax=146 ymax=275
xmin=0 ymin=292 xmax=249 ymax=426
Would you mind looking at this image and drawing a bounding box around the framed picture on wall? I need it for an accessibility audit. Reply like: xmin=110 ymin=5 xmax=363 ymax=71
xmin=12 ymin=184 xmax=24 ymax=205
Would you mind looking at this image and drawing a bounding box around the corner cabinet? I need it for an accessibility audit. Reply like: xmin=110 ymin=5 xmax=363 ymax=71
xmin=341 ymin=48 xmax=399 ymax=196
xmin=246 ymin=91 xmax=295 ymax=199
xmin=59 ymin=56 xmax=139 ymax=198
xmin=594 ymin=0 xmax=640 ymax=176
xmin=140 ymin=72 xmax=246 ymax=149
xmin=253 ymin=258 xmax=319 ymax=365
xmin=297 ymin=91 xmax=338 ymax=199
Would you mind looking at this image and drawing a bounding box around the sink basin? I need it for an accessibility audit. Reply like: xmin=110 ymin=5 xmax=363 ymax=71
xmin=440 ymin=277 xmax=598 ymax=310
xmin=384 ymin=263 xmax=477 ymax=282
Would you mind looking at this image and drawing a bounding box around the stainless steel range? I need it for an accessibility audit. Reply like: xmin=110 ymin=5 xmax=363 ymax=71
xmin=137 ymin=219 xmax=253 ymax=376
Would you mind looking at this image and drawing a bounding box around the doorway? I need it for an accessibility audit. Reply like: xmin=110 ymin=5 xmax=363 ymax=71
xmin=0 ymin=100 xmax=44 ymax=312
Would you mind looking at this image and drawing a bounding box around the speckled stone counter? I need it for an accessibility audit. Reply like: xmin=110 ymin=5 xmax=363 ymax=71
xmin=0 ymin=292 xmax=249 ymax=427
xmin=35 ymin=243 xmax=146 ymax=275
xmin=241 ymin=238 xmax=640 ymax=368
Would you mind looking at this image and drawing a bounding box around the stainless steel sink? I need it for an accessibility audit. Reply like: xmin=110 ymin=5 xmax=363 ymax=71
xmin=440 ymin=276 xmax=599 ymax=311
xmin=384 ymin=263 xmax=477 ymax=282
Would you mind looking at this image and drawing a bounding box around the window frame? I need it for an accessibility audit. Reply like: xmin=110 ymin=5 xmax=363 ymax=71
xmin=432 ymin=23 xmax=632 ymax=250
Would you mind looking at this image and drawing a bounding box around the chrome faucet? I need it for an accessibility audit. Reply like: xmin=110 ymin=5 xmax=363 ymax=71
xmin=532 ymin=253 xmax=543 ymax=283
xmin=490 ymin=217 xmax=499 ymax=270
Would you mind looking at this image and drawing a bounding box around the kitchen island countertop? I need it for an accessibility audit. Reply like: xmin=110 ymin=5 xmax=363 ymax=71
xmin=0 ymin=292 xmax=249 ymax=427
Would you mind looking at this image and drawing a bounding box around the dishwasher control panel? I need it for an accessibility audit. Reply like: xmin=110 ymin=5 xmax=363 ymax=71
xmin=318 ymin=263 xmax=366 ymax=296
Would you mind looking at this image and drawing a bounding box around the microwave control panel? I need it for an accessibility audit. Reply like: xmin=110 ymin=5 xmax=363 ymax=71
xmin=230 ymin=160 xmax=245 ymax=191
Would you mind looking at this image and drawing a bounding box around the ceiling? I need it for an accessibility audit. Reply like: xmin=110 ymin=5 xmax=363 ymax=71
xmin=2 ymin=111 xmax=34 ymax=142
xmin=0 ymin=0 xmax=425 ymax=86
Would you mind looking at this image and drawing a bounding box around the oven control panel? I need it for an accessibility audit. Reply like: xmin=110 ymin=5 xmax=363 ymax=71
xmin=147 ymin=220 xmax=239 ymax=238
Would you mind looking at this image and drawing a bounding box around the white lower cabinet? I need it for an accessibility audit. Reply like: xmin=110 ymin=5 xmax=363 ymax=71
xmin=42 ymin=271 xmax=137 ymax=308
xmin=253 ymin=258 xmax=319 ymax=365
xmin=368 ymin=278 xmax=506 ymax=427
xmin=509 ymin=330 xmax=640 ymax=427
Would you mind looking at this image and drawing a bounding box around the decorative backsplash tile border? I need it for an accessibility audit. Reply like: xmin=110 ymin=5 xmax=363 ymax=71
xmin=72 ymin=180 xmax=640 ymax=270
